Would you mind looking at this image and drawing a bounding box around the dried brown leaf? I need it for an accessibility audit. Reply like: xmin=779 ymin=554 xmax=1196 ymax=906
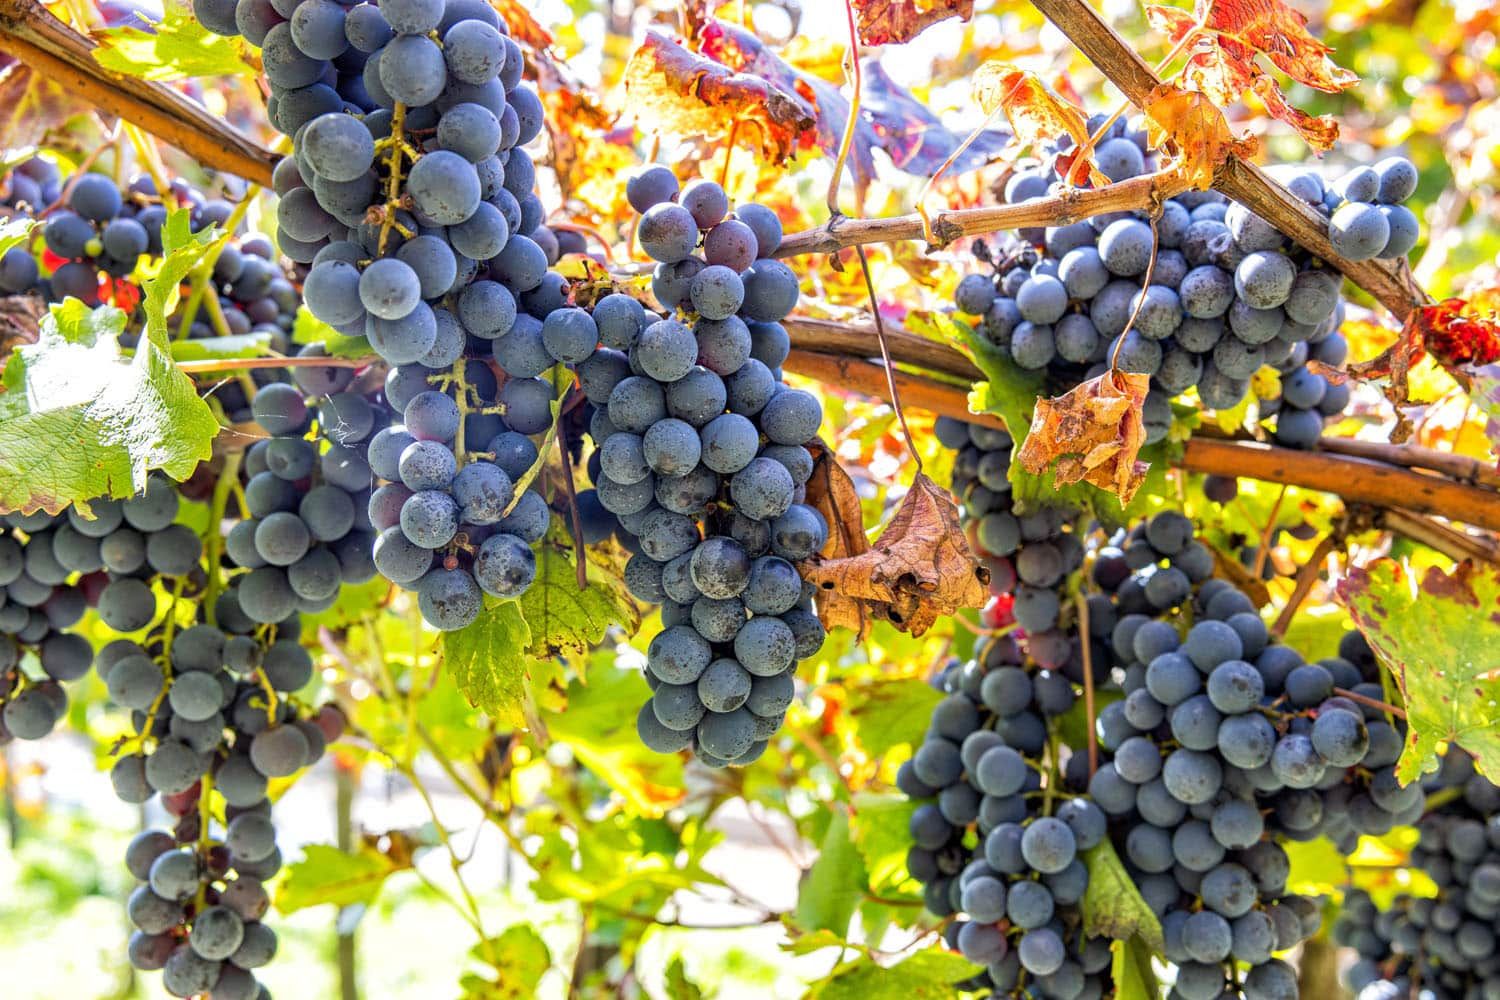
xmin=972 ymin=63 xmax=1092 ymax=153
xmin=622 ymin=31 xmax=816 ymax=163
xmin=1015 ymin=370 xmax=1153 ymax=505
xmin=1145 ymin=0 xmax=1357 ymax=151
xmin=1142 ymin=82 xmax=1259 ymax=189
xmin=852 ymin=0 xmax=975 ymax=46
xmin=800 ymin=474 xmax=989 ymax=638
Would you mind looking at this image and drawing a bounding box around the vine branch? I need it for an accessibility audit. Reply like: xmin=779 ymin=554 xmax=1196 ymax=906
xmin=0 ymin=0 xmax=278 ymax=186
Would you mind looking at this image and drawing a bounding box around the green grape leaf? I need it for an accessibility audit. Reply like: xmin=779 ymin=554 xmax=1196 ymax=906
xmin=94 ymin=0 xmax=257 ymax=81
xmin=1283 ymin=836 xmax=1349 ymax=898
xmin=0 ymin=216 xmax=34 ymax=256
xmin=810 ymin=947 xmax=982 ymax=1000
xmin=844 ymin=676 xmax=943 ymax=758
xmin=442 ymin=600 xmax=534 ymax=726
xmin=1082 ymin=838 xmax=1165 ymax=951
xmin=663 ymin=956 xmax=704 ymax=1000
xmin=1111 ymin=935 xmax=1161 ymax=1000
xmin=0 ymin=298 xmax=218 ymax=515
xmin=168 ymin=332 xmax=276 ymax=362
xmin=518 ymin=526 xmax=639 ymax=662
xmin=292 ymin=305 xmax=376 ymax=359
xmin=849 ymin=792 xmax=920 ymax=896
xmin=461 ymin=924 xmax=552 ymax=1000
xmin=794 ymin=808 xmax=868 ymax=936
xmin=544 ymin=660 xmax=686 ymax=813
xmin=1338 ymin=558 xmax=1500 ymax=784
xmin=275 ymin=843 xmax=409 ymax=914
xmin=142 ymin=209 xmax=221 ymax=352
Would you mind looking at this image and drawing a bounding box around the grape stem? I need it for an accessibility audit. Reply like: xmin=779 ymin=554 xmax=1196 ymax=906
xmin=201 ymin=450 xmax=243 ymax=627
xmin=1270 ymin=532 xmax=1339 ymax=640
xmin=1332 ymin=686 xmax=1406 ymax=720
xmin=1250 ymin=485 xmax=1287 ymax=581
xmin=1074 ymin=592 xmax=1099 ymax=778
xmin=553 ymin=414 xmax=589 ymax=589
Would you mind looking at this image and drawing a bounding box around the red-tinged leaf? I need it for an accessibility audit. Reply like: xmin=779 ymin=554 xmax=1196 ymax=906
xmin=677 ymin=14 xmax=1006 ymax=195
xmin=852 ymin=0 xmax=975 ymax=46
xmin=1422 ymin=296 xmax=1500 ymax=367
xmin=491 ymin=0 xmax=554 ymax=50
xmin=0 ymin=57 xmax=86 ymax=151
xmin=1145 ymin=0 xmax=1356 ymax=151
xmin=1250 ymin=75 xmax=1342 ymax=151
xmin=621 ymin=31 xmax=817 ymax=163
xmin=1015 ymin=370 xmax=1153 ymax=505
xmin=1142 ymin=81 xmax=1259 ymax=189
xmin=1340 ymin=299 xmax=1500 ymax=418
xmin=1194 ymin=0 xmax=1359 ymax=94
xmin=1337 ymin=559 xmax=1500 ymax=785
xmin=862 ymin=61 xmax=1010 ymax=176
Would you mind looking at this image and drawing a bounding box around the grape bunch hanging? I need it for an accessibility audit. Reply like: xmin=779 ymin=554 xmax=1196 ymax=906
xmin=578 ymin=168 xmax=828 ymax=768
xmin=952 ymin=116 xmax=1421 ymax=450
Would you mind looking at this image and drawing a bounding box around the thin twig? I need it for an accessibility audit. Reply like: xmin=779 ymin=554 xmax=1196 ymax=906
xmin=555 ymin=416 xmax=589 ymax=589
xmin=1271 ymin=533 xmax=1338 ymax=639
xmin=826 ymin=0 xmax=862 ymax=217
xmin=1252 ymin=485 xmax=1287 ymax=580
xmin=178 ymin=355 xmax=373 ymax=374
xmin=1333 ymin=686 xmax=1407 ymax=720
xmin=850 ymin=247 xmax=921 ymax=471
xmin=1074 ymin=592 xmax=1098 ymax=778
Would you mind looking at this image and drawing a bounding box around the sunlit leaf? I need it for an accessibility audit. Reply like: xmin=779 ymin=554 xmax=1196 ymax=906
xmin=461 ymin=923 xmax=552 ymax=1000
xmin=809 ymin=947 xmax=982 ymax=1000
xmin=1082 ymin=838 xmax=1165 ymax=950
xmin=794 ymin=809 xmax=868 ymax=936
xmin=442 ymin=600 xmax=533 ymax=726
xmin=275 ymin=843 xmax=408 ymax=914
xmin=851 ymin=0 xmax=974 ymax=46
xmin=0 ymin=298 xmax=218 ymax=515
xmin=93 ymin=0 xmax=256 ymax=81
xmin=1339 ymin=559 xmax=1500 ymax=784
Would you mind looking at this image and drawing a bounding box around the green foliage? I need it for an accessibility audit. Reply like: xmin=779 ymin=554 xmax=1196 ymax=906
xmin=1339 ymin=559 xmax=1500 ymax=783
xmin=810 ymin=947 xmax=982 ymax=1000
xmin=442 ymin=600 xmax=534 ymax=726
xmin=293 ymin=305 xmax=374 ymax=358
xmin=663 ymin=956 xmax=705 ymax=1000
xmin=459 ymin=924 xmax=552 ymax=1000
xmin=0 ymin=215 xmax=34 ymax=256
xmin=0 ymin=298 xmax=217 ymax=514
xmin=1082 ymin=838 xmax=1164 ymax=951
xmin=544 ymin=656 xmax=686 ymax=812
xmin=794 ymin=808 xmax=867 ymax=937
xmin=849 ymin=792 xmax=920 ymax=897
xmin=275 ymin=844 xmax=409 ymax=914
xmin=842 ymin=676 xmax=943 ymax=759
xmin=1111 ymin=936 xmax=1161 ymax=1000
xmin=516 ymin=526 xmax=639 ymax=661
xmin=167 ymin=332 xmax=276 ymax=361
xmin=94 ymin=0 xmax=257 ymax=81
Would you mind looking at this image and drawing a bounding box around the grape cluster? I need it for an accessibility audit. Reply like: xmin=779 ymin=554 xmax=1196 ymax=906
xmin=103 ymin=611 xmax=344 ymax=1000
xmin=0 ymin=157 xmax=302 ymax=362
xmin=365 ymin=359 xmax=552 ymax=629
xmin=939 ymin=416 xmax=1086 ymax=655
xmin=900 ymin=642 xmax=1114 ymax=997
xmin=581 ymin=169 xmax=826 ymax=767
xmin=200 ymin=0 xmax=583 ymax=621
xmin=951 ymin=117 xmax=1407 ymax=449
xmin=1336 ymin=758 xmax=1500 ymax=1000
xmin=220 ymin=378 xmax=379 ymax=625
xmin=904 ymin=480 xmax=1409 ymax=997
xmin=0 ymin=509 xmax=96 ymax=741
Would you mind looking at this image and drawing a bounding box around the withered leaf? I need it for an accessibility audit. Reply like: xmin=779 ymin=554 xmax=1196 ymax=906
xmin=852 ymin=0 xmax=975 ymax=47
xmin=801 ymin=444 xmax=872 ymax=635
xmin=1016 ymin=370 xmax=1152 ymax=505
xmin=1337 ymin=297 xmax=1500 ymax=416
xmin=1142 ymin=82 xmax=1259 ymax=189
xmin=622 ymin=31 xmax=817 ymax=163
xmin=0 ymin=294 xmax=45 ymax=348
xmin=972 ymin=63 xmax=1092 ymax=155
xmin=491 ymin=0 xmax=555 ymax=51
xmin=1146 ymin=0 xmax=1357 ymax=151
xmin=800 ymin=473 xmax=990 ymax=638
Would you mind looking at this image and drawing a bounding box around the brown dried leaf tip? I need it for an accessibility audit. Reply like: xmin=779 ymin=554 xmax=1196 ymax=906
xmin=853 ymin=0 xmax=975 ymax=47
xmin=1016 ymin=370 xmax=1153 ymax=505
xmin=800 ymin=472 xmax=990 ymax=639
